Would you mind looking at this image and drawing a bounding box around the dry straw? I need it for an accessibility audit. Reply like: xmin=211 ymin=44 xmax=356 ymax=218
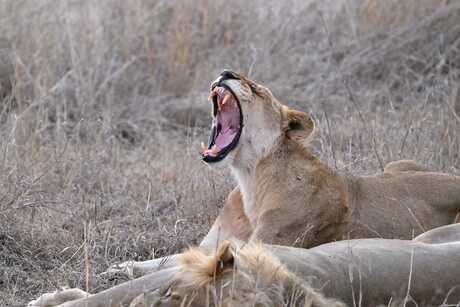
xmin=0 ymin=0 xmax=459 ymax=304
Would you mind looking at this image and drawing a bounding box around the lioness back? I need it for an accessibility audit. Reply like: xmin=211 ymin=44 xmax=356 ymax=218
xmin=348 ymin=170 xmax=460 ymax=239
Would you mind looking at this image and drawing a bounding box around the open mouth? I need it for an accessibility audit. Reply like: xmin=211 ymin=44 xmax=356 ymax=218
xmin=201 ymin=85 xmax=243 ymax=163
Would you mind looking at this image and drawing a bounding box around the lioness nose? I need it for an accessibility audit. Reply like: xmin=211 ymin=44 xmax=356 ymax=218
xmin=220 ymin=70 xmax=238 ymax=81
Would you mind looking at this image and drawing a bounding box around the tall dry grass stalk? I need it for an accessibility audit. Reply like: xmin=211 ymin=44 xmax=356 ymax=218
xmin=0 ymin=0 xmax=459 ymax=304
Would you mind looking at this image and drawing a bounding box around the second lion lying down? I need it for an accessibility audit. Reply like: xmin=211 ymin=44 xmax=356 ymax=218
xmin=138 ymin=224 xmax=460 ymax=306
xmin=29 ymin=224 xmax=460 ymax=306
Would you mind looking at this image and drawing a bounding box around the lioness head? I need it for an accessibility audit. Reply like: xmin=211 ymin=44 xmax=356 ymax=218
xmin=201 ymin=70 xmax=315 ymax=169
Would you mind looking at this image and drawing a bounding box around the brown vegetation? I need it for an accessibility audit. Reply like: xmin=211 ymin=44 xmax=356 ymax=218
xmin=1 ymin=0 xmax=459 ymax=305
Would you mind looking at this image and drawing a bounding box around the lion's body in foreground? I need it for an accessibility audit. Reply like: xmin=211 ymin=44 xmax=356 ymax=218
xmin=146 ymin=224 xmax=460 ymax=306
xmin=29 ymin=224 xmax=460 ymax=306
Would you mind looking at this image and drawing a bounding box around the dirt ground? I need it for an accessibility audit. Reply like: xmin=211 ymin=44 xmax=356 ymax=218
xmin=1 ymin=0 xmax=459 ymax=305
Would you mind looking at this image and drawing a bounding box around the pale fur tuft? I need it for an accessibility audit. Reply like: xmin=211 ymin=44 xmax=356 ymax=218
xmin=178 ymin=241 xmax=233 ymax=288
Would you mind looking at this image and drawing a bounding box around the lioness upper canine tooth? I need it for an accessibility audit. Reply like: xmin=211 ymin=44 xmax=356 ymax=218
xmin=212 ymin=145 xmax=217 ymax=156
xmin=201 ymin=142 xmax=206 ymax=153
xmin=208 ymin=91 xmax=217 ymax=101
xmin=222 ymin=93 xmax=231 ymax=105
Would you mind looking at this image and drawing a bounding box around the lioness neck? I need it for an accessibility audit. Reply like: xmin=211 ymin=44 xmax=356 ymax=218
xmin=232 ymin=166 xmax=256 ymax=217
xmin=230 ymin=140 xmax=304 ymax=217
xmin=230 ymin=133 xmax=281 ymax=217
xmin=231 ymin=139 xmax=349 ymax=230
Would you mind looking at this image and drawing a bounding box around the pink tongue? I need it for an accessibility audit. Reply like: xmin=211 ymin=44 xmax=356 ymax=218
xmin=214 ymin=102 xmax=239 ymax=151
xmin=215 ymin=130 xmax=237 ymax=149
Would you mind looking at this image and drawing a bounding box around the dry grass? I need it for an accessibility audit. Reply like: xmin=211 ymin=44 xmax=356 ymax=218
xmin=0 ymin=0 xmax=459 ymax=305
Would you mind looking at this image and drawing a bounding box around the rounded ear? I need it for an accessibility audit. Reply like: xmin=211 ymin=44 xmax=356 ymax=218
xmin=215 ymin=241 xmax=234 ymax=274
xmin=216 ymin=241 xmax=233 ymax=261
xmin=282 ymin=107 xmax=315 ymax=140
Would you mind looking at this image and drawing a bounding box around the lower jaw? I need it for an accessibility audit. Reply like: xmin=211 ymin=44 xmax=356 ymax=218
xmin=203 ymin=134 xmax=241 ymax=163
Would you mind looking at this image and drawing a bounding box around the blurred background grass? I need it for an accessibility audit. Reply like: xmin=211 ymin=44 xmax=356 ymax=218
xmin=0 ymin=0 xmax=459 ymax=304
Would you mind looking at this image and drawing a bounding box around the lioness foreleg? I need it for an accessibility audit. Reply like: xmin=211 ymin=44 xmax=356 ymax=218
xmin=197 ymin=186 xmax=252 ymax=248
xmin=27 ymin=288 xmax=91 ymax=306
xmin=103 ymin=254 xmax=180 ymax=278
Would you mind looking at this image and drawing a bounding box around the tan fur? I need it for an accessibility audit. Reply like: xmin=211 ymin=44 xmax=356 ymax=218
xmin=177 ymin=240 xmax=234 ymax=288
xmin=383 ymin=160 xmax=431 ymax=173
xmin=202 ymin=70 xmax=460 ymax=249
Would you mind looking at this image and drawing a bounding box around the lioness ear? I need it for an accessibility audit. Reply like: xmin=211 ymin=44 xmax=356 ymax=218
xmin=282 ymin=107 xmax=315 ymax=140
xmin=216 ymin=241 xmax=233 ymax=263
xmin=214 ymin=241 xmax=234 ymax=275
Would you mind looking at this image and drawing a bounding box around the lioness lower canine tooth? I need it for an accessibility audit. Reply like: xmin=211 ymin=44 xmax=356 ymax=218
xmin=201 ymin=142 xmax=206 ymax=153
xmin=212 ymin=145 xmax=217 ymax=156
xmin=222 ymin=93 xmax=232 ymax=105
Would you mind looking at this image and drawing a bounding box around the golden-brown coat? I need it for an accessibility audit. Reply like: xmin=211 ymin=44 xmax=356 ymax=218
xmin=202 ymin=70 xmax=460 ymax=249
